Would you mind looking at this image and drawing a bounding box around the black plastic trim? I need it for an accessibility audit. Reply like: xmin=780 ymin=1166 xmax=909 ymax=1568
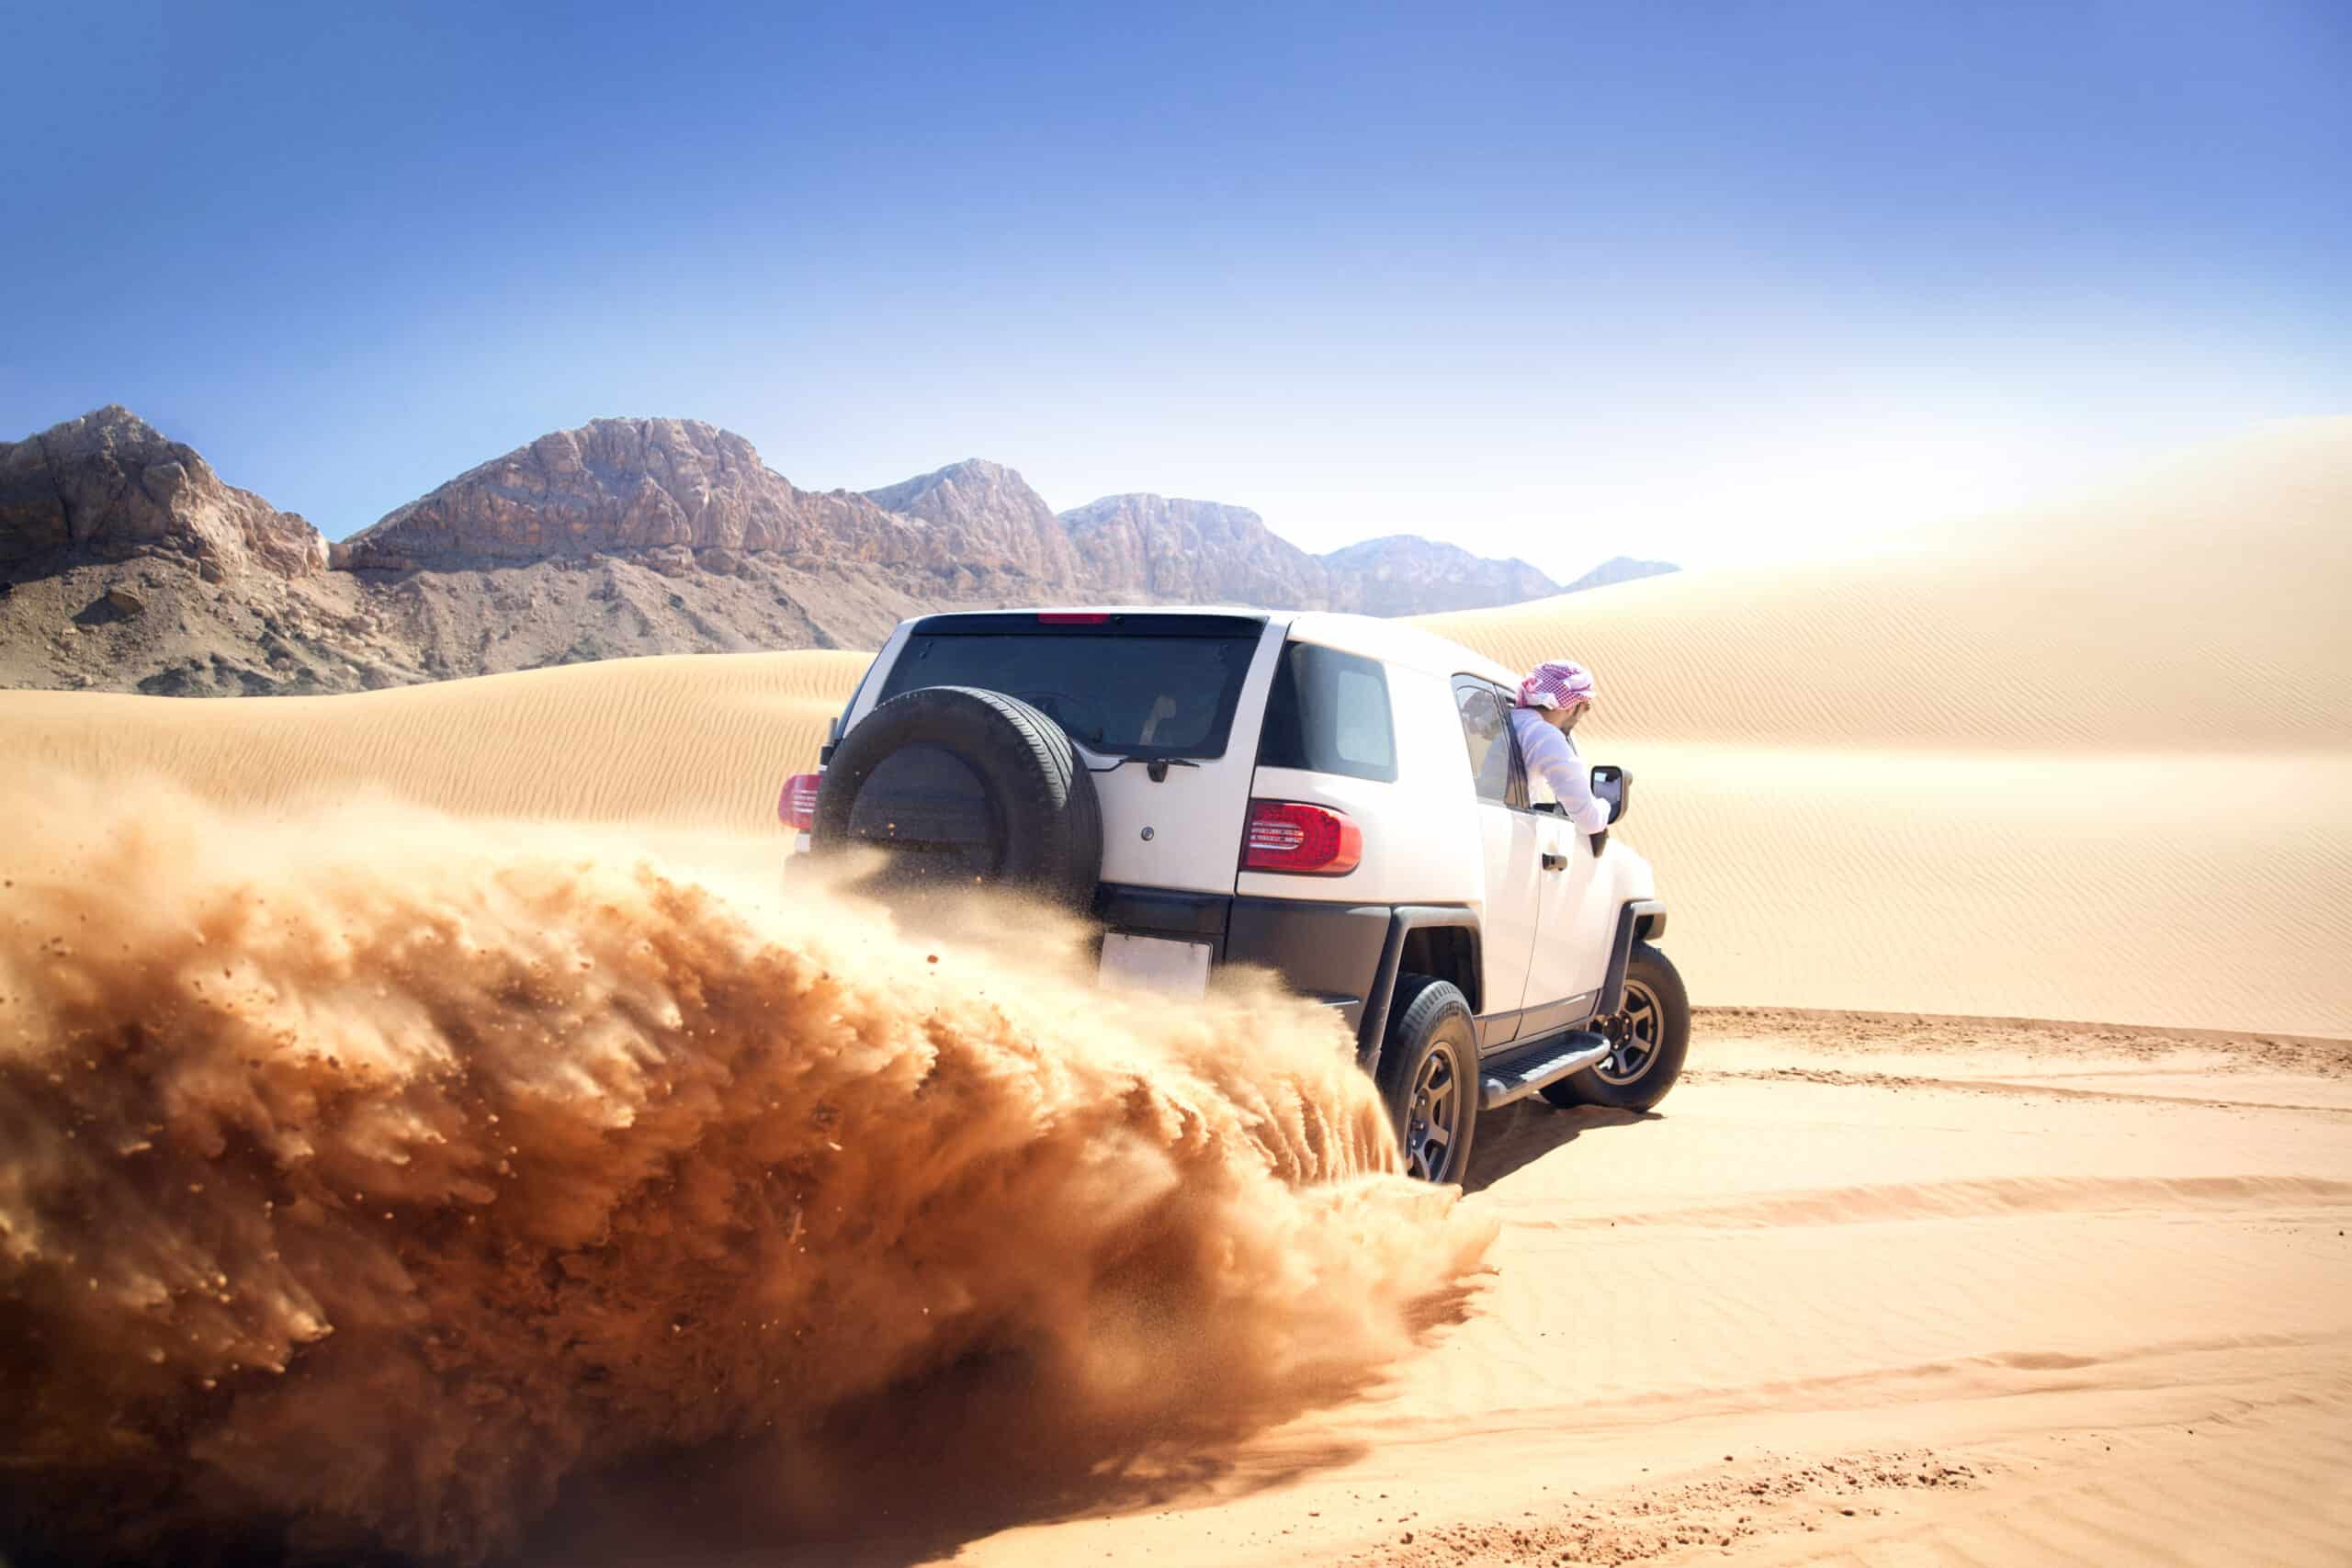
xmin=910 ymin=611 xmax=1269 ymax=637
xmin=1599 ymin=899 xmax=1668 ymax=1014
xmin=1355 ymin=905 xmax=1482 ymax=1075
xmin=1089 ymin=893 xmax=1487 ymax=1083
xmin=1225 ymin=898 xmax=1392 ymax=1033
xmin=1096 ymin=885 xmax=1233 ymax=951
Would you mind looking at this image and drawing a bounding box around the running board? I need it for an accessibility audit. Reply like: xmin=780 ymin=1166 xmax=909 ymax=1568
xmin=1480 ymin=1032 xmax=1612 ymax=1111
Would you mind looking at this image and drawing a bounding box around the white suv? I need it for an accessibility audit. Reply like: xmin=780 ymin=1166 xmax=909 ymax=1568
xmin=779 ymin=607 xmax=1686 ymax=1184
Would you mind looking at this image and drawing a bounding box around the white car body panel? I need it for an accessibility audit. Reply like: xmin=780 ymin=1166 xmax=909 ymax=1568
xmin=1233 ymin=660 xmax=1479 ymax=908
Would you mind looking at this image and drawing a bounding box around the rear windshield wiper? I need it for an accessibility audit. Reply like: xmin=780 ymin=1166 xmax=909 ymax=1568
xmin=1086 ymin=755 xmax=1204 ymax=782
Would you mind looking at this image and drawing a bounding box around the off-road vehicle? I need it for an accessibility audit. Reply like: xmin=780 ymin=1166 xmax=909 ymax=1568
xmin=779 ymin=608 xmax=1686 ymax=1183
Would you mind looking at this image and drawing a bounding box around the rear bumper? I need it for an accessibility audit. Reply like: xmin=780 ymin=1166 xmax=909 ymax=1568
xmin=1092 ymin=885 xmax=1391 ymax=1035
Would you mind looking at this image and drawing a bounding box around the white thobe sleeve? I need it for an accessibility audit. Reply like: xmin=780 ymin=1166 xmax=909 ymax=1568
xmin=1510 ymin=707 xmax=1611 ymax=835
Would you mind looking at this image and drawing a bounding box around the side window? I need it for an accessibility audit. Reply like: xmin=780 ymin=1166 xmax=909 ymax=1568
xmin=1257 ymin=642 xmax=1399 ymax=783
xmin=1453 ymin=680 xmax=1515 ymax=804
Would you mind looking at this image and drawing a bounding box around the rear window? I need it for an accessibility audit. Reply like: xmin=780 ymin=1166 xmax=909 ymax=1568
xmin=876 ymin=616 xmax=1261 ymax=760
xmin=1257 ymin=641 xmax=1398 ymax=783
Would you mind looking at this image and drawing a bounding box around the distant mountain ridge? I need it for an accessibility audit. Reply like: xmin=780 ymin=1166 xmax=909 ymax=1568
xmin=0 ymin=409 xmax=1678 ymax=696
xmin=1561 ymin=555 xmax=1678 ymax=594
xmin=1318 ymin=535 xmax=1563 ymax=617
xmin=342 ymin=421 xmax=1600 ymax=615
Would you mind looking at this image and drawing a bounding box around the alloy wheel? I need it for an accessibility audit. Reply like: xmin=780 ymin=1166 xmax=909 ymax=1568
xmin=1596 ymin=976 xmax=1662 ymax=1086
xmin=1403 ymin=1043 xmax=1464 ymax=1181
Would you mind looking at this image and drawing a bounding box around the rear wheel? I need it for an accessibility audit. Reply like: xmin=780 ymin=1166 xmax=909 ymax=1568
xmin=1378 ymin=975 xmax=1479 ymax=1184
xmin=1543 ymin=942 xmax=1690 ymax=1111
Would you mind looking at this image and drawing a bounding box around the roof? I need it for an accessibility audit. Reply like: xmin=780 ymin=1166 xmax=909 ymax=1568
xmin=1284 ymin=610 xmax=1520 ymax=687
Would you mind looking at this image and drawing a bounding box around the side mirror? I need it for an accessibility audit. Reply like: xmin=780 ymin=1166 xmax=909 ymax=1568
xmin=1590 ymin=764 xmax=1631 ymax=824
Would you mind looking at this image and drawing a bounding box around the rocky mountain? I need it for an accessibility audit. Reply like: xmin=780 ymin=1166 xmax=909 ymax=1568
xmin=0 ymin=409 xmax=1673 ymax=696
xmin=1051 ymin=502 xmax=1578 ymax=615
xmin=342 ymin=420 xmax=1582 ymax=616
xmin=2 ymin=406 xmax=328 ymax=579
xmin=864 ymin=459 xmax=1080 ymax=592
xmin=339 ymin=418 xmax=924 ymax=570
xmin=1058 ymin=493 xmax=1334 ymax=607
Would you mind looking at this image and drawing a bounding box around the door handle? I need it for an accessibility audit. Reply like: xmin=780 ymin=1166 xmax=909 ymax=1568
xmin=1542 ymin=852 xmax=1568 ymax=871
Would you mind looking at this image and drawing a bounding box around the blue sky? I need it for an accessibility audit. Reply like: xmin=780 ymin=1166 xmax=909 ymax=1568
xmin=3 ymin=0 xmax=2346 ymax=575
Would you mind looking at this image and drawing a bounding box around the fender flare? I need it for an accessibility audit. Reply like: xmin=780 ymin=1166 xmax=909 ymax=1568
xmin=1598 ymin=899 xmax=1668 ymax=1014
xmin=1355 ymin=906 xmax=1482 ymax=1077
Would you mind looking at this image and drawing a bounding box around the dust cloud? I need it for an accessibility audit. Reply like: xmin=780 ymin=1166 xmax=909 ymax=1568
xmin=0 ymin=774 xmax=1494 ymax=1563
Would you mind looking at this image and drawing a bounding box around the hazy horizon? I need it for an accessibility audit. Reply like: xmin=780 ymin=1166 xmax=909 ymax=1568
xmin=5 ymin=1 xmax=2346 ymax=578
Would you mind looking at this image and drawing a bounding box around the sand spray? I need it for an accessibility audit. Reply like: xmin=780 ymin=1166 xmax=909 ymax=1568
xmin=0 ymin=774 xmax=1494 ymax=1561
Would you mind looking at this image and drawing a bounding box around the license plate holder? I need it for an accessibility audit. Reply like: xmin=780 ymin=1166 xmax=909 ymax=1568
xmin=1097 ymin=933 xmax=1211 ymax=998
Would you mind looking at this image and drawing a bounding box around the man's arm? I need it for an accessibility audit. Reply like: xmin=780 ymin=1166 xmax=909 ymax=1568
xmin=1514 ymin=713 xmax=1611 ymax=835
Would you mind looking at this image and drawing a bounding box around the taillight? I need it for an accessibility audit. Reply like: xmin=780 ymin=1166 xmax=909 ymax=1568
xmin=1038 ymin=612 xmax=1112 ymax=625
xmin=1242 ymin=799 xmax=1363 ymax=875
xmin=779 ymin=773 xmax=821 ymax=831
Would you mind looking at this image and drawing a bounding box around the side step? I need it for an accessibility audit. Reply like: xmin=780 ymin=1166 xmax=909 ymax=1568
xmin=1480 ymin=1031 xmax=1613 ymax=1111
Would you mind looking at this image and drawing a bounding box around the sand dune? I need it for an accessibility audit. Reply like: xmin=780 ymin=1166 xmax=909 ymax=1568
xmin=0 ymin=649 xmax=865 ymax=830
xmin=1417 ymin=422 xmax=2352 ymax=1036
xmin=1420 ymin=422 xmax=2352 ymax=752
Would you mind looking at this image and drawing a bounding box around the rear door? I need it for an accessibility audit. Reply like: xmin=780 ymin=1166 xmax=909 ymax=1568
xmin=1451 ymin=679 xmax=1543 ymax=1047
xmin=861 ymin=611 xmax=1282 ymax=896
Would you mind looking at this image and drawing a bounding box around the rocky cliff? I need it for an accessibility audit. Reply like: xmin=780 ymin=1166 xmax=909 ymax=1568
xmin=1057 ymin=493 xmax=1335 ymax=607
xmin=864 ymin=459 xmax=1080 ymax=592
xmin=337 ymin=418 xmax=927 ymax=571
xmin=0 ymin=406 xmax=327 ymax=578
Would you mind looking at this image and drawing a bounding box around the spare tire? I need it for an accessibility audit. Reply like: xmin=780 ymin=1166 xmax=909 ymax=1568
xmin=808 ymin=685 xmax=1103 ymax=909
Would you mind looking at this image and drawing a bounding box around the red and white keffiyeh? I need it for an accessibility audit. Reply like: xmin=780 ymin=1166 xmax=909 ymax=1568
xmin=1517 ymin=659 xmax=1597 ymax=711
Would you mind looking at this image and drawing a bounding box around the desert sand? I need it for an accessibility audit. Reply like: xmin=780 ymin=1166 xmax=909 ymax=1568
xmin=2 ymin=424 xmax=2347 ymax=1565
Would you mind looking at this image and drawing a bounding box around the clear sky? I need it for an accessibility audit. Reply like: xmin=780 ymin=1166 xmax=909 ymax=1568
xmin=4 ymin=1 xmax=2346 ymax=578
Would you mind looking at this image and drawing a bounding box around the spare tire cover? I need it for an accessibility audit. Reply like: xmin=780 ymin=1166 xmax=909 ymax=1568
xmin=809 ymin=684 xmax=1104 ymax=908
